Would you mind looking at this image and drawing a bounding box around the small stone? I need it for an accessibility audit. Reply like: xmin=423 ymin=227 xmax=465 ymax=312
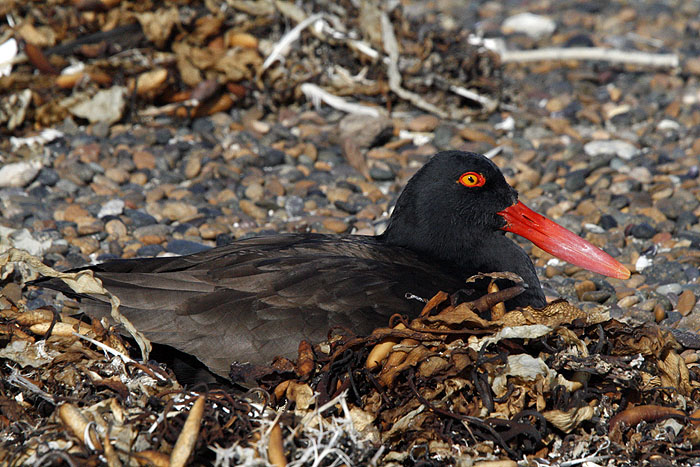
xmin=62 ymin=204 xmax=91 ymax=222
xmin=261 ymin=148 xmax=285 ymax=166
xmin=580 ymin=290 xmax=611 ymax=303
xmin=70 ymin=236 xmax=100 ymax=255
xmin=545 ymin=265 xmax=562 ymax=278
xmin=133 ymin=224 xmax=169 ymax=241
xmin=459 ymin=127 xmax=496 ymax=145
xmin=161 ymin=202 xmax=198 ymax=222
xmin=130 ymin=172 xmax=148 ymax=185
xmin=98 ymin=199 xmax=125 ymax=218
xmin=629 ymin=222 xmax=656 ymax=239
xmin=199 ymin=222 xmax=228 ymax=240
xmin=599 ymin=214 xmax=618 ymax=230
xmin=656 ymin=283 xmax=682 ymax=296
xmin=105 ymin=219 xmax=128 ymax=239
xmin=574 ymin=280 xmax=596 ymax=300
xmin=323 ymin=218 xmax=349 ymax=233
xmin=564 ymin=170 xmax=587 ymax=192
xmin=105 ymin=167 xmax=130 ymax=184
xmin=184 ymin=156 xmax=201 ymax=179
xmin=678 ymin=290 xmax=696 ymax=316
xmin=133 ymin=150 xmax=156 ymax=170
xmin=618 ymin=295 xmax=640 ymax=308
xmin=369 ymin=164 xmax=394 ymax=181
xmin=139 ymin=234 xmax=166 ymax=245
xmin=654 ymin=304 xmax=666 ymax=323
xmin=0 ymin=160 xmax=42 ymax=188
xmin=339 ymin=114 xmax=393 ymax=149
xmin=502 ymin=12 xmax=556 ymax=39
xmin=408 ymin=114 xmax=440 ymax=132
xmin=285 ymin=196 xmax=305 ymax=217
xmin=583 ymin=140 xmax=639 ymax=160
xmin=69 ymin=86 xmax=126 ymax=124
xmin=245 ymin=183 xmax=264 ymax=201
xmin=76 ymin=218 xmax=103 ymax=235
xmin=137 ymin=244 xmax=164 ymax=257
xmin=325 ymin=187 xmax=353 ymax=204
xmin=239 ymin=200 xmax=267 ymax=220
xmin=166 ymin=239 xmax=210 ymax=255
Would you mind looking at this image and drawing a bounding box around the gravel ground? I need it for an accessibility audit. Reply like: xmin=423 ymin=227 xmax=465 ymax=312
xmin=2 ymin=0 xmax=700 ymax=463
xmin=3 ymin=0 xmax=700 ymax=335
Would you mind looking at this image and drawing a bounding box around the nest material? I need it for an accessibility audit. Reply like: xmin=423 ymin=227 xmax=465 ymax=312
xmin=1 ymin=255 xmax=699 ymax=466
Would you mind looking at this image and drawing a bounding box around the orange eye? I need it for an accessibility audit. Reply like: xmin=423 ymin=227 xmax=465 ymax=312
xmin=458 ymin=172 xmax=485 ymax=187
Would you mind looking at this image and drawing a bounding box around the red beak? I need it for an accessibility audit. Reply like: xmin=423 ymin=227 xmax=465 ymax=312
xmin=498 ymin=201 xmax=631 ymax=280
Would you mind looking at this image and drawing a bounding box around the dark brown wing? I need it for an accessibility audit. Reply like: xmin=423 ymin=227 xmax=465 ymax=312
xmin=41 ymin=234 xmax=464 ymax=376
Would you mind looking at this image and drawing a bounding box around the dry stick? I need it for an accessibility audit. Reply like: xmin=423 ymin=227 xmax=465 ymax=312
xmin=58 ymin=403 xmax=103 ymax=452
xmin=170 ymin=396 xmax=206 ymax=467
xmin=0 ymin=248 xmax=151 ymax=362
xmin=500 ymin=47 xmax=679 ymax=68
xmin=268 ymin=422 xmax=287 ymax=467
xmin=380 ymin=12 xmax=449 ymax=118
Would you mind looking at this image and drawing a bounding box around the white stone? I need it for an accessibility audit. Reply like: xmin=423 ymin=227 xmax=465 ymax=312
xmin=502 ymin=13 xmax=556 ymax=39
xmin=70 ymin=86 xmax=127 ymax=124
xmin=0 ymin=160 xmax=42 ymax=187
xmin=0 ymin=38 xmax=18 ymax=77
xmin=583 ymin=140 xmax=640 ymax=160
xmin=98 ymin=199 xmax=125 ymax=218
xmin=635 ymin=255 xmax=652 ymax=272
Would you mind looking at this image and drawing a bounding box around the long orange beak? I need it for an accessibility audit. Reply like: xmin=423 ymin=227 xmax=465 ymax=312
xmin=498 ymin=201 xmax=631 ymax=280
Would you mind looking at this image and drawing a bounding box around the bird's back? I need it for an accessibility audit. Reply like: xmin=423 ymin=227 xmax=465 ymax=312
xmin=42 ymin=233 xmax=465 ymax=377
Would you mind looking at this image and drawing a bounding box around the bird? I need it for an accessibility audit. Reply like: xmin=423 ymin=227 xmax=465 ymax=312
xmin=39 ymin=151 xmax=630 ymax=378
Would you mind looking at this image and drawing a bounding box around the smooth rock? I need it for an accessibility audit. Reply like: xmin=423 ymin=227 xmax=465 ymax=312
xmin=0 ymin=160 xmax=41 ymax=187
xmin=678 ymin=290 xmax=697 ymax=316
xmin=70 ymin=86 xmax=127 ymax=124
xmin=584 ymin=140 xmax=639 ymax=160
xmin=98 ymin=199 xmax=125 ymax=218
xmin=502 ymin=12 xmax=556 ymax=39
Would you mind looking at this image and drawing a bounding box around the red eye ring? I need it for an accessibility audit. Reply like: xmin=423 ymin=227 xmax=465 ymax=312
xmin=458 ymin=171 xmax=485 ymax=188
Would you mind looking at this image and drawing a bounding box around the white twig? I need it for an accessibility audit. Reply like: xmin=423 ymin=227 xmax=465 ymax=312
xmin=449 ymin=85 xmax=498 ymax=112
xmin=262 ymin=13 xmax=324 ymax=71
xmin=71 ymin=331 xmax=136 ymax=364
xmin=380 ymin=13 xmax=448 ymax=118
xmin=300 ymin=83 xmax=382 ymax=117
xmin=500 ymin=47 xmax=679 ymax=68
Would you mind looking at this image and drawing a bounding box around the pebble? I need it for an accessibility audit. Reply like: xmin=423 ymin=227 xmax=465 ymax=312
xmin=105 ymin=219 xmax=128 ymax=239
xmin=161 ymin=202 xmax=198 ymax=222
xmin=166 ymin=239 xmax=210 ymax=255
xmin=656 ymin=283 xmax=683 ymax=296
xmin=0 ymin=160 xmax=42 ymax=188
xmin=678 ymin=290 xmax=697 ymax=316
xmin=133 ymin=150 xmax=156 ymax=170
xmin=69 ymin=86 xmax=126 ymax=124
xmin=98 ymin=199 xmax=125 ymax=218
xmin=502 ymin=12 xmax=556 ymax=39
xmin=322 ymin=218 xmax=350 ymax=233
xmin=628 ymin=222 xmax=656 ymax=239
xmin=580 ymin=290 xmax=611 ymax=303
xmin=575 ymin=280 xmax=596 ymax=300
xmin=69 ymin=236 xmax=100 ymax=255
xmin=583 ymin=140 xmax=639 ymax=160
xmin=62 ymin=204 xmax=91 ymax=223
xmin=618 ymin=295 xmax=640 ymax=308
xmin=408 ymin=115 xmax=440 ymax=132
xmin=239 ymin=200 xmax=267 ymax=220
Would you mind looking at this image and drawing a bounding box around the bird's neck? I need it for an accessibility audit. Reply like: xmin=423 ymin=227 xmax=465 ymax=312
xmin=380 ymin=226 xmax=545 ymax=307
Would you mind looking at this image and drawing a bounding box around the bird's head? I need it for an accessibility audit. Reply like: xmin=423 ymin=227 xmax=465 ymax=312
xmin=383 ymin=151 xmax=630 ymax=280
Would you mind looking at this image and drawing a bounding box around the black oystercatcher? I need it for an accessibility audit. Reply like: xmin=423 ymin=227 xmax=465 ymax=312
xmin=40 ymin=151 xmax=629 ymax=377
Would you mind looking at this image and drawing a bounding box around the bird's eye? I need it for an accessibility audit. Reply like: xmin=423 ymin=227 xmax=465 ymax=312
xmin=458 ymin=172 xmax=486 ymax=187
